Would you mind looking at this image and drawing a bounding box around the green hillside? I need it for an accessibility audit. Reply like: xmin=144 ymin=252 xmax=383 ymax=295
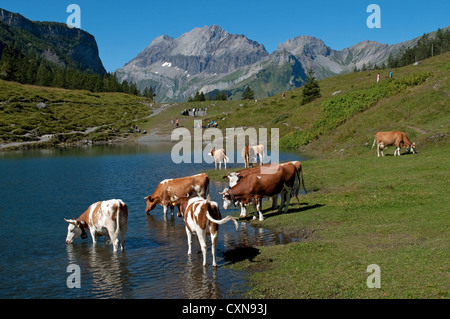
xmin=153 ymin=52 xmax=449 ymax=158
xmin=0 ymin=80 xmax=153 ymax=148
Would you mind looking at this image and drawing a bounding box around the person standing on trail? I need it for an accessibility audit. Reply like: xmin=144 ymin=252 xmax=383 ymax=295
xmin=377 ymin=73 xmax=380 ymax=83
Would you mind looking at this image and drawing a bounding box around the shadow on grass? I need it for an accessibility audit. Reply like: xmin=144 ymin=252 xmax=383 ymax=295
xmin=222 ymin=246 xmax=261 ymax=265
xmin=237 ymin=202 xmax=325 ymax=222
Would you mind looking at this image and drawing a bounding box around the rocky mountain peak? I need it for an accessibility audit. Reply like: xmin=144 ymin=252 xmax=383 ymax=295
xmin=277 ymin=35 xmax=331 ymax=58
xmin=0 ymin=8 xmax=106 ymax=74
xmin=123 ymin=25 xmax=269 ymax=75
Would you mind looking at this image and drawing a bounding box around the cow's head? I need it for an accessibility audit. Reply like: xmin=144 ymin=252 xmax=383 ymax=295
xmin=407 ymin=142 xmax=416 ymax=154
xmin=223 ymin=172 xmax=242 ymax=188
xmin=144 ymin=195 xmax=159 ymax=213
xmin=219 ymin=188 xmax=233 ymax=209
xmin=64 ymin=218 xmax=87 ymax=244
xmin=208 ymin=147 xmax=215 ymax=157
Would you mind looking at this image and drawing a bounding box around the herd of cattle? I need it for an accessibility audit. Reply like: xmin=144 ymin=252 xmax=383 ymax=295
xmin=64 ymin=130 xmax=415 ymax=267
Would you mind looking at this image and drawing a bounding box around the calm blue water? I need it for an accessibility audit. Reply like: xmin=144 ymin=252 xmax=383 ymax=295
xmin=0 ymin=144 xmax=303 ymax=299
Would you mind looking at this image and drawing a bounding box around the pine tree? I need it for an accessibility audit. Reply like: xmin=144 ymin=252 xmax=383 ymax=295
xmin=0 ymin=44 xmax=17 ymax=81
xmin=148 ymin=86 xmax=154 ymax=100
xmin=301 ymin=68 xmax=321 ymax=105
xmin=242 ymin=85 xmax=254 ymax=100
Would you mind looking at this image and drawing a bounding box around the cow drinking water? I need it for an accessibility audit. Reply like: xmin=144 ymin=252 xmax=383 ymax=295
xmin=144 ymin=173 xmax=209 ymax=215
xmin=65 ymin=199 xmax=128 ymax=252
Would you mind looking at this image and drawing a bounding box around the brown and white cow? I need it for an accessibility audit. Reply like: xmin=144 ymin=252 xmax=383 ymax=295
xmin=208 ymin=148 xmax=229 ymax=170
xmin=182 ymin=196 xmax=239 ymax=267
xmin=220 ymin=164 xmax=297 ymax=221
xmin=144 ymin=173 xmax=209 ymax=215
xmin=372 ymin=131 xmax=416 ymax=157
xmin=241 ymin=145 xmax=265 ymax=167
xmin=65 ymin=199 xmax=128 ymax=252
xmin=223 ymin=161 xmax=306 ymax=214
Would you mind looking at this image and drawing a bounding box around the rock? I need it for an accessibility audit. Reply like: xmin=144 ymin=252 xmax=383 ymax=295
xmin=36 ymin=102 xmax=46 ymax=109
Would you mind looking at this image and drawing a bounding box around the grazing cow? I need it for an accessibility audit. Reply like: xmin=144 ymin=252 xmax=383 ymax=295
xmin=182 ymin=196 xmax=239 ymax=267
xmin=145 ymin=173 xmax=209 ymax=215
xmin=65 ymin=199 xmax=128 ymax=252
xmin=220 ymin=164 xmax=297 ymax=221
xmin=208 ymin=147 xmax=229 ymax=170
xmin=242 ymin=145 xmax=265 ymax=167
xmin=372 ymin=131 xmax=416 ymax=157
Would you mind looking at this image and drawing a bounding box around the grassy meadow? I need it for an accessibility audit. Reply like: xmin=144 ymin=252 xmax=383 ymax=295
xmin=223 ymin=143 xmax=449 ymax=298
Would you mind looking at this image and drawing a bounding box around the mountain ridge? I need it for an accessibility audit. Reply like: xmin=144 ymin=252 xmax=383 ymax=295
xmin=117 ymin=24 xmax=449 ymax=102
xmin=0 ymin=8 xmax=106 ymax=75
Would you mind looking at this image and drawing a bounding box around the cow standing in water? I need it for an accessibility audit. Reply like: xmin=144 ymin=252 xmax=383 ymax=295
xmin=65 ymin=199 xmax=128 ymax=252
xmin=144 ymin=173 xmax=209 ymax=216
xmin=181 ymin=195 xmax=238 ymax=267
xmin=372 ymin=131 xmax=416 ymax=157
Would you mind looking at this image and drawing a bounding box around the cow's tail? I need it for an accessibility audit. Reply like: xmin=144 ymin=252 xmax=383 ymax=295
xmin=371 ymin=138 xmax=376 ymax=149
xmin=300 ymin=167 xmax=307 ymax=195
xmin=206 ymin=211 xmax=239 ymax=230
xmin=205 ymin=194 xmax=239 ymax=230
xmin=293 ymin=165 xmax=306 ymax=204
xmin=224 ymin=153 xmax=230 ymax=163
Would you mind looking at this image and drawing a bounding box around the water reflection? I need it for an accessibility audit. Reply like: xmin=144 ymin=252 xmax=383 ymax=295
xmin=66 ymin=242 xmax=131 ymax=298
xmin=140 ymin=208 xmax=296 ymax=299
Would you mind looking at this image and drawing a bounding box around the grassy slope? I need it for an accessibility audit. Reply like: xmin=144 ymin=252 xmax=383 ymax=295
xmin=149 ymin=53 xmax=449 ymax=159
xmin=0 ymin=80 xmax=154 ymax=146
xmin=231 ymin=144 xmax=449 ymax=298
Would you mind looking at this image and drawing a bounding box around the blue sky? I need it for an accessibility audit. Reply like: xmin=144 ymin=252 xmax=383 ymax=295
xmin=1 ymin=0 xmax=449 ymax=72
